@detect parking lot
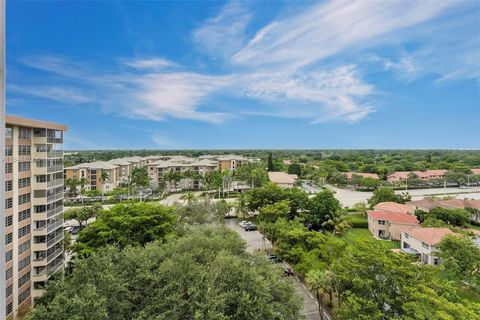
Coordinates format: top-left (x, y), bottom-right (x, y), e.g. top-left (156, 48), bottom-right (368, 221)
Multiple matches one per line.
top-left (225, 219), bottom-right (327, 320)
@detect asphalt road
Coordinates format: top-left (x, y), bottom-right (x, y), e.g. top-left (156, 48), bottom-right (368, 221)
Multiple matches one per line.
top-left (225, 219), bottom-right (328, 320)
top-left (326, 184), bottom-right (480, 207)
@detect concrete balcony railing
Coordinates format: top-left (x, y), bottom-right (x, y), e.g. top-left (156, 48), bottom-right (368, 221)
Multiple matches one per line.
top-left (47, 206), bottom-right (63, 219)
top-left (47, 259), bottom-right (64, 274)
top-left (47, 137), bottom-right (63, 144)
top-left (47, 179), bottom-right (64, 189)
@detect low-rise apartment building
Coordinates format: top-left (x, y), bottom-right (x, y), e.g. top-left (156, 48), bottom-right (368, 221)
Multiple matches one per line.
top-left (367, 210), bottom-right (419, 240)
top-left (107, 158), bottom-right (132, 182)
top-left (217, 155), bottom-right (248, 171)
top-left (4, 115), bottom-right (67, 317)
top-left (387, 170), bottom-right (448, 182)
top-left (401, 227), bottom-right (455, 265)
top-left (65, 161), bottom-right (120, 193)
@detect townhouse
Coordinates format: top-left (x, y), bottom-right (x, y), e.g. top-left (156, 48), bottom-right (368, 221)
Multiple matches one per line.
top-left (373, 202), bottom-right (415, 215)
top-left (4, 115), bottom-right (67, 317)
top-left (401, 228), bottom-right (455, 265)
top-left (367, 210), bottom-right (420, 241)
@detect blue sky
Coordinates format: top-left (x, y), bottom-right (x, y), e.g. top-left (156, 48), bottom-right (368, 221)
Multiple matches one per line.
top-left (6, 0), bottom-right (480, 150)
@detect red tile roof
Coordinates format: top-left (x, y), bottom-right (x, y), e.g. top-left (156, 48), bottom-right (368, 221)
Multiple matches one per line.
top-left (368, 211), bottom-right (419, 225)
top-left (374, 202), bottom-right (415, 214)
top-left (405, 228), bottom-right (455, 246)
top-left (471, 168), bottom-right (480, 175)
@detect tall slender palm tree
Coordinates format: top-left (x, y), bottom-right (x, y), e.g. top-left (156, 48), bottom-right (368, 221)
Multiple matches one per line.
top-left (306, 270), bottom-right (331, 320)
top-left (321, 210), bottom-right (352, 236)
top-left (79, 178), bottom-right (87, 204)
top-left (99, 170), bottom-right (110, 202)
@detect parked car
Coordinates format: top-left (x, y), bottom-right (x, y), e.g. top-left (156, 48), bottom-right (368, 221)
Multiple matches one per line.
top-left (70, 226), bottom-right (82, 235)
top-left (244, 223), bottom-right (257, 231)
top-left (266, 253), bottom-right (282, 263)
top-left (239, 221), bottom-right (249, 228)
top-left (283, 266), bottom-right (294, 277)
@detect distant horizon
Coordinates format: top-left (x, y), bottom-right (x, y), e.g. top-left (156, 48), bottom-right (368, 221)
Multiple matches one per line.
top-left (65, 148), bottom-right (480, 152)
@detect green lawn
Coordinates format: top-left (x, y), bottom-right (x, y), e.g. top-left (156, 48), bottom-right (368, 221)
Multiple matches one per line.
top-left (342, 228), bottom-right (400, 249)
top-left (466, 223), bottom-right (480, 231)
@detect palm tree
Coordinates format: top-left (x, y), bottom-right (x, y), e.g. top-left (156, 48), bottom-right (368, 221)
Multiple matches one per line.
top-left (99, 170), bottom-right (110, 202)
top-left (306, 270), bottom-right (332, 320)
top-left (79, 178), bottom-right (87, 204)
top-left (321, 210), bottom-right (352, 236)
top-left (184, 191), bottom-right (195, 203)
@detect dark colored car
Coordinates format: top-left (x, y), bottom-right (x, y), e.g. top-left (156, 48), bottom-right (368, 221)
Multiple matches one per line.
top-left (244, 223), bottom-right (257, 231)
top-left (70, 226), bottom-right (82, 235)
top-left (267, 254), bottom-right (282, 263)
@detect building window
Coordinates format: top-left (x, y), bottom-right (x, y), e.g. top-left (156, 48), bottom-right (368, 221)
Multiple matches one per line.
top-left (404, 233), bottom-right (409, 239)
top-left (18, 225), bottom-right (31, 238)
top-left (5, 145), bottom-right (12, 156)
top-left (18, 193), bottom-right (31, 205)
top-left (18, 287), bottom-right (31, 304)
top-left (19, 209), bottom-right (31, 222)
top-left (18, 177), bottom-right (31, 188)
top-left (5, 180), bottom-right (12, 191)
top-left (36, 144), bottom-right (48, 153)
top-left (6, 267), bottom-right (12, 280)
top-left (6, 284), bottom-right (12, 298)
top-left (18, 127), bottom-right (31, 139)
top-left (5, 215), bottom-right (13, 227)
top-left (18, 145), bottom-right (31, 155)
top-left (18, 256), bottom-right (31, 272)
top-left (5, 163), bottom-right (12, 174)
top-left (18, 161), bottom-right (31, 172)
top-left (6, 250), bottom-right (12, 262)
top-left (18, 240), bottom-right (31, 255)
top-left (5, 197), bottom-right (12, 209)
top-left (378, 220), bottom-right (386, 225)
top-left (433, 258), bottom-right (440, 266)
top-left (422, 242), bottom-right (429, 249)
top-left (18, 272), bottom-right (31, 288)
top-left (5, 127), bottom-right (12, 139)
top-left (5, 233), bottom-right (12, 245)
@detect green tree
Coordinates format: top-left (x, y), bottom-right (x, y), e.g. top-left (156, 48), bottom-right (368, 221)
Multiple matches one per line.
top-left (258, 200), bottom-right (291, 224)
top-left (368, 187), bottom-right (410, 207)
top-left (99, 170), bottom-right (110, 202)
top-left (131, 167), bottom-right (150, 189)
top-left (64, 204), bottom-right (102, 229)
top-left (306, 270), bottom-right (331, 320)
top-left (287, 163), bottom-right (302, 176)
top-left (267, 152), bottom-right (274, 172)
top-left (321, 210), bottom-right (351, 236)
top-left (437, 234), bottom-right (480, 285)
top-left (305, 190), bottom-right (341, 230)
top-left (30, 226), bottom-right (302, 320)
top-left (73, 202), bottom-right (177, 257)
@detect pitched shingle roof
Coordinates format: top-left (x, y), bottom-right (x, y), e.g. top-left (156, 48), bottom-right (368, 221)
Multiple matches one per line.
top-left (374, 202), bottom-right (414, 214)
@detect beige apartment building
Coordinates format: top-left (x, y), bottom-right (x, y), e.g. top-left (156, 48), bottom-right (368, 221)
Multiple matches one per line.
top-left (4, 115), bottom-right (67, 317)
top-left (367, 210), bottom-right (419, 241)
top-left (217, 155), bottom-right (247, 171)
top-left (65, 161), bottom-right (120, 193)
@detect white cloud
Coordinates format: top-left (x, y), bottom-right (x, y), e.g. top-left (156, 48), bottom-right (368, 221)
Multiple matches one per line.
top-left (233, 1), bottom-right (457, 69)
top-left (9, 84), bottom-right (92, 104)
top-left (151, 134), bottom-right (178, 148)
top-left (124, 58), bottom-right (176, 69)
top-left (192, 0), bottom-right (251, 58)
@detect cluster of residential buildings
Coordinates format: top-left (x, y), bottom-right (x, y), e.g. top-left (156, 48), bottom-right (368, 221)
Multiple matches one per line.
top-left (64, 154), bottom-right (250, 193)
top-left (267, 172), bottom-right (299, 188)
top-left (3, 115), bottom-right (67, 317)
top-left (367, 198), bottom-right (480, 266)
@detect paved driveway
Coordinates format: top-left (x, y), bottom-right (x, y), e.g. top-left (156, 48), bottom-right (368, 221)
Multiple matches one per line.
top-left (224, 219), bottom-right (328, 320)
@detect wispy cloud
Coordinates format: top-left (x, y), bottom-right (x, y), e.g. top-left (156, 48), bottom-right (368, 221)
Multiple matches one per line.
top-left (151, 133), bottom-right (184, 149)
top-left (9, 84), bottom-right (92, 104)
top-left (12, 1), bottom-right (478, 126)
top-left (124, 57), bottom-right (177, 69)
top-left (192, 0), bottom-right (251, 58)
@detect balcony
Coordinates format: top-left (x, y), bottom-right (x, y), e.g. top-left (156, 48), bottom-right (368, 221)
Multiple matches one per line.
top-left (47, 165), bottom-right (63, 173)
top-left (47, 192), bottom-right (63, 204)
top-left (47, 151), bottom-right (64, 158)
top-left (47, 247), bottom-right (63, 264)
top-left (47, 137), bottom-right (63, 144)
top-left (47, 219), bottom-right (63, 233)
top-left (47, 206), bottom-right (63, 219)
top-left (47, 258), bottom-right (64, 274)
top-left (47, 233), bottom-right (63, 248)
top-left (47, 179), bottom-right (64, 189)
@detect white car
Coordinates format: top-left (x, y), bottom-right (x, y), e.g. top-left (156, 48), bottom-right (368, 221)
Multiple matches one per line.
top-left (239, 221), bottom-right (249, 228)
